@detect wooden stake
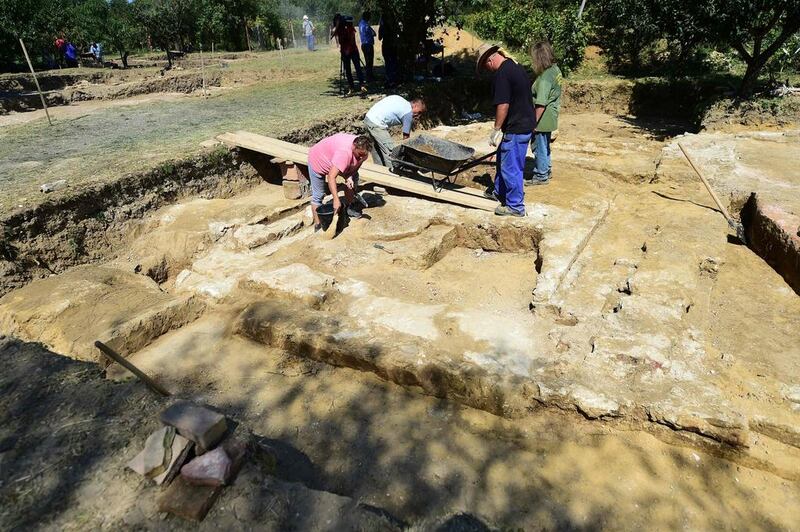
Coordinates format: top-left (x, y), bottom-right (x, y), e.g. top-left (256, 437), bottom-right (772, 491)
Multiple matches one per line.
top-left (95, 340), bottom-right (172, 397)
top-left (19, 38), bottom-right (52, 126)
top-left (578, 0), bottom-right (588, 19)
top-left (200, 43), bottom-right (207, 97)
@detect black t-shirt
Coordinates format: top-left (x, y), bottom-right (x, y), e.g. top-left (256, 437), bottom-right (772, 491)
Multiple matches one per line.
top-left (492, 59), bottom-right (536, 134)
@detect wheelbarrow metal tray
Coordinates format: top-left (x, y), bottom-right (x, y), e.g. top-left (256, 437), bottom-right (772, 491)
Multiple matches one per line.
top-left (398, 134), bottom-right (476, 175)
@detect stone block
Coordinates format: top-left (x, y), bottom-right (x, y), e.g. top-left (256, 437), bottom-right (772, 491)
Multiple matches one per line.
top-left (181, 447), bottom-right (231, 486)
top-left (158, 476), bottom-right (222, 522)
top-left (127, 426), bottom-right (176, 478)
top-left (158, 427), bottom-right (249, 522)
top-left (155, 435), bottom-right (193, 486)
top-left (283, 179), bottom-right (302, 199)
top-left (160, 401), bottom-right (228, 450)
top-left (247, 263), bottom-right (335, 307)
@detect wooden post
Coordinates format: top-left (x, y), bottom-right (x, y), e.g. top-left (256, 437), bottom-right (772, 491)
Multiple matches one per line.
top-left (200, 43), bottom-right (207, 97)
top-left (244, 18), bottom-right (252, 51)
top-left (19, 38), bottom-right (52, 126)
top-left (290, 20), bottom-right (296, 48)
top-left (577, 0), bottom-right (588, 19)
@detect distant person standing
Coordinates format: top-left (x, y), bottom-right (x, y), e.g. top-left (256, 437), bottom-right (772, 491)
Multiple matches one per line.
top-left (64, 42), bottom-right (79, 67)
top-left (476, 43), bottom-right (535, 217)
top-left (302, 15), bottom-right (315, 51)
top-left (335, 16), bottom-right (365, 95)
top-left (54, 36), bottom-right (66, 68)
top-left (528, 41), bottom-right (562, 186)
top-left (379, 12), bottom-right (399, 88)
top-left (364, 95), bottom-right (426, 169)
top-left (358, 11), bottom-right (376, 81)
top-left (90, 42), bottom-right (103, 63)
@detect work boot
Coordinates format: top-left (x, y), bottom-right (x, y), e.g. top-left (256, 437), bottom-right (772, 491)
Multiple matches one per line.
top-left (483, 188), bottom-right (499, 201)
top-left (525, 178), bottom-right (550, 187)
top-left (495, 205), bottom-right (525, 217)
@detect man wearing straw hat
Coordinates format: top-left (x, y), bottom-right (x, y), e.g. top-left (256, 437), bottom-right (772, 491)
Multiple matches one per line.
top-left (302, 16), bottom-right (315, 51)
top-left (476, 43), bottom-right (535, 217)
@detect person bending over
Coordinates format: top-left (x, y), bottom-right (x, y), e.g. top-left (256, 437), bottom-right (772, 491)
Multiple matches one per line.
top-left (307, 133), bottom-right (373, 230)
top-left (364, 95), bottom-right (426, 169)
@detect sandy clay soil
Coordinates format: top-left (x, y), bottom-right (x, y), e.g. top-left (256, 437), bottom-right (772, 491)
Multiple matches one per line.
top-left (1, 111), bottom-right (799, 529)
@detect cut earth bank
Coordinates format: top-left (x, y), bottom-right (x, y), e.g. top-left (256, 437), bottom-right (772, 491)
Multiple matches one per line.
top-left (1, 111), bottom-right (799, 529)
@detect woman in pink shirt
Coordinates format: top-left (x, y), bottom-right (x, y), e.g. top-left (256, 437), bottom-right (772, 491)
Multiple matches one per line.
top-left (307, 133), bottom-right (373, 230)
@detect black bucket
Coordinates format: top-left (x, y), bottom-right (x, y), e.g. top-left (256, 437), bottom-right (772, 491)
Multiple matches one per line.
top-left (316, 202), bottom-right (335, 229)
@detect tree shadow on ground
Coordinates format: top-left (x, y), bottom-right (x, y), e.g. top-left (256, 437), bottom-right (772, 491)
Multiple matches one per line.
top-left (1, 319), bottom-right (792, 530)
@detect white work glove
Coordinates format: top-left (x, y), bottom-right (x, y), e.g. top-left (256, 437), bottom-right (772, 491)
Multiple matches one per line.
top-left (489, 128), bottom-right (503, 147)
top-left (345, 176), bottom-right (355, 190)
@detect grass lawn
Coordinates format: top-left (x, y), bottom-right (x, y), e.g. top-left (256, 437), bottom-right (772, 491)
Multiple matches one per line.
top-left (0, 48), bottom-right (373, 215)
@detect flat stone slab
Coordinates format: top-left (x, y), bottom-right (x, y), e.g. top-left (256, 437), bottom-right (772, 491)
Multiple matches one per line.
top-left (223, 216), bottom-right (305, 250)
top-left (181, 446), bottom-right (231, 486)
top-left (160, 400), bottom-right (228, 450)
top-left (246, 263), bottom-right (336, 307)
top-left (127, 426), bottom-right (176, 478)
top-left (0, 265), bottom-right (204, 361)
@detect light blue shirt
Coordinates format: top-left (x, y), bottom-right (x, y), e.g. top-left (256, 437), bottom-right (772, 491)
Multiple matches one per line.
top-left (365, 95), bottom-right (413, 134)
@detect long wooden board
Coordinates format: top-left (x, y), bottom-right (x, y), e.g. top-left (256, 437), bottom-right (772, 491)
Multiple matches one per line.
top-left (221, 131), bottom-right (490, 197)
top-left (217, 131), bottom-right (497, 211)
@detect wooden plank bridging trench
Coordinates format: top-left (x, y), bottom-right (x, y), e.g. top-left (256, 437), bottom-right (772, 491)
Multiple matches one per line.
top-left (216, 130), bottom-right (497, 211)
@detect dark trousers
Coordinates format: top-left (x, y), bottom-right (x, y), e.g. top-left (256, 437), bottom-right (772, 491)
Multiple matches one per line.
top-left (361, 43), bottom-right (374, 81)
top-left (382, 46), bottom-right (399, 85)
top-left (341, 51), bottom-right (364, 89)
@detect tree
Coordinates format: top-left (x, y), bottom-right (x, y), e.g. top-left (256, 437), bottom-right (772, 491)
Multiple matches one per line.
top-left (467, 0), bottom-right (589, 74)
top-left (707, 0), bottom-right (800, 96)
top-left (107, 0), bottom-right (145, 67)
top-left (135, 0), bottom-right (198, 65)
top-left (592, 0), bottom-right (661, 71)
top-left (367, 0), bottom-right (468, 75)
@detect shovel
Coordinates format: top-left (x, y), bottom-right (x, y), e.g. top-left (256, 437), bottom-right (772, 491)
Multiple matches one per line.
top-left (678, 143), bottom-right (747, 245)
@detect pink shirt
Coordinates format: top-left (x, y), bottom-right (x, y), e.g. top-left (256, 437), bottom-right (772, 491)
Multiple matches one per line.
top-left (308, 133), bottom-right (360, 177)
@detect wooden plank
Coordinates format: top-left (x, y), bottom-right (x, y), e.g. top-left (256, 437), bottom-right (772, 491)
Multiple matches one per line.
top-left (217, 131), bottom-right (497, 211)
top-left (224, 131), bottom-right (491, 200)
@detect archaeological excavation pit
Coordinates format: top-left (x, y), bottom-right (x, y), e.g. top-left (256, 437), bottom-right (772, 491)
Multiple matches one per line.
top-left (2, 112), bottom-right (800, 528)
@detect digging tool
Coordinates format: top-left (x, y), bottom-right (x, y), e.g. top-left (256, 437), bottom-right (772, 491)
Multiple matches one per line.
top-left (94, 340), bottom-right (171, 397)
top-left (19, 38), bottom-right (52, 126)
top-left (677, 143), bottom-right (747, 244)
top-left (373, 243), bottom-right (393, 254)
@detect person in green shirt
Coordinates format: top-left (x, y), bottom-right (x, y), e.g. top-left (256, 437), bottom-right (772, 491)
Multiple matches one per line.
top-left (528, 41), bottom-right (562, 185)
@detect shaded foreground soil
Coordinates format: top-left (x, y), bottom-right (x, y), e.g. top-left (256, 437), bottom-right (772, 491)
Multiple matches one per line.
top-left (2, 336), bottom-right (799, 530)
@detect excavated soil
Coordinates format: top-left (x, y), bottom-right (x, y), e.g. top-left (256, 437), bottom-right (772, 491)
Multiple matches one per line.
top-left (1, 109), bottom-right (799, 528)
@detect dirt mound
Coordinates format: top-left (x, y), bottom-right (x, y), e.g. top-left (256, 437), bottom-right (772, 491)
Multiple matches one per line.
top-left (701, 95), bottom-right (800, 131)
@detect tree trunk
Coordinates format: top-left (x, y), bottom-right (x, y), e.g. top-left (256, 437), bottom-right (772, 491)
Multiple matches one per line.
top-left (244, 17), bottom-right (252, 51)
top-left (738, 57), bottom-right (768, 97)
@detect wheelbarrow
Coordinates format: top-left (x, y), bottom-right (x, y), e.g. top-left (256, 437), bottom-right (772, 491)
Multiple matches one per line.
top-left (390, 134), bottom-right (497, 192)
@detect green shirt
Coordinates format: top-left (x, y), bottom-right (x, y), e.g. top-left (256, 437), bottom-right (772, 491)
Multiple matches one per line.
top-left (532, 65), bottom-right (562, 132)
